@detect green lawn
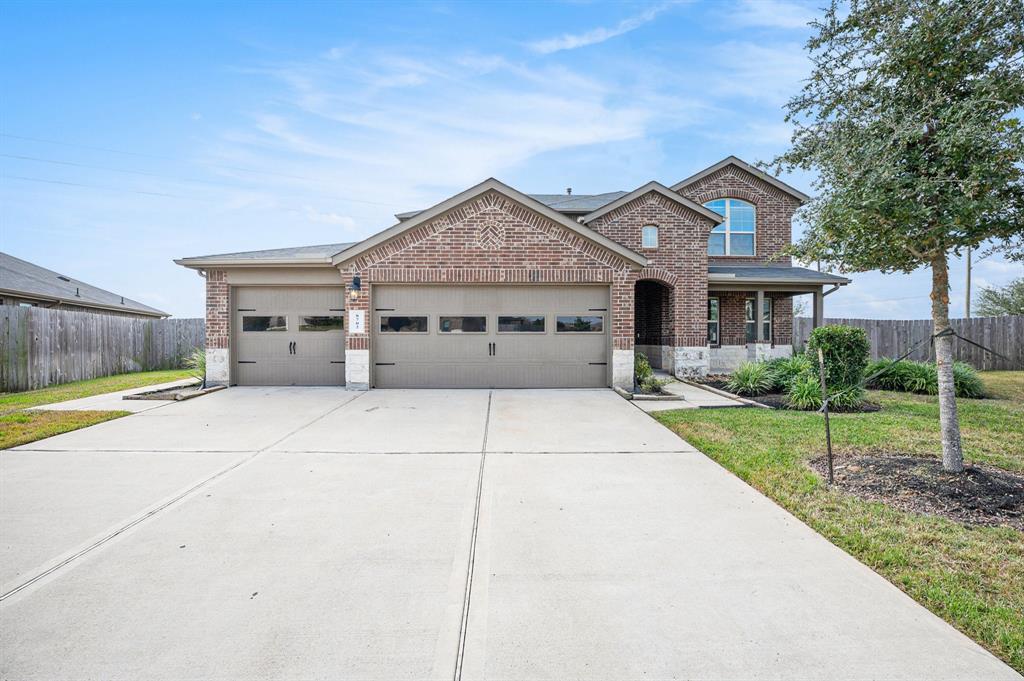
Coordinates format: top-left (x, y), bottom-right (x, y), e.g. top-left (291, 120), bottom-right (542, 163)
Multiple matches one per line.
top-left (0, 369), bottom-right (195, 415)
top-left (0, 369), bottom-right (195, 449)
top-left (654, 371), bottom-right (1024, 673)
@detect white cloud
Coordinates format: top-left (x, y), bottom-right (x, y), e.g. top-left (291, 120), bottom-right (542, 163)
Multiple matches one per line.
top-left (212, 47), bottom-right (706, 224)
top-left (304, 206), bottom-right (357, 230)
top-left (526, 2), bottom-right (680, 55)
top-left (710, 41), bottom-right (810, 103)
top-left (731, 0), bottom-right (817, 30)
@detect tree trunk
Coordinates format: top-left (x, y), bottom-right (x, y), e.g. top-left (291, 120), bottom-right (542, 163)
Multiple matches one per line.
top-left (931, 253), bottom-right (964, 472)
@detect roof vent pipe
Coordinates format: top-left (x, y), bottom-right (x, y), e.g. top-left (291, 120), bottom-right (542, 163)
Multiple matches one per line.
top-left (75, 287), bottom-right (81, 297)
top-left (566, 187), bottom-right (572, 195)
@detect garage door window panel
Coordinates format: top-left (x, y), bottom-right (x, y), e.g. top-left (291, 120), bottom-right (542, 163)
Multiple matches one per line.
top-left (243, 315), bottom-right (287, 332)
top-left (299, 316), bottom-right (344, 331)
top-left (556, 315), bottom-right (604, 333)
top-left (498, 315), bottom-right (546, 333)
top-left (439, 315), bottom-right (487, 334)
top-left (379, 315), bottom-right (429, 333)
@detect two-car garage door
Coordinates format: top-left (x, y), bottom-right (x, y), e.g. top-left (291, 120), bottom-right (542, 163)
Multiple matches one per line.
top-left (372, 285), bottom-right (609, 388)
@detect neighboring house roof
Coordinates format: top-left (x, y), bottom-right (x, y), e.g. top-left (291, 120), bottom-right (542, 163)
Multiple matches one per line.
top-left (672, 155), bottom-right (811, 203)
top-left (335, 178), bottom-right (647, 268)
top-left (175, 242), bottom-right (356, 268)
top-left (580, 181), bottom-right (725, 225)
top-left (708, 265), bottom-right (850, 285)
top-left (394, 191), bottom-right (629, 221)
top-left (0, 251), bottom-right (169, 317)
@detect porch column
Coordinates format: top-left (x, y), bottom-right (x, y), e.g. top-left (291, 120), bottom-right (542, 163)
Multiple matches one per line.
top-left (754, 289), bottom-right (772, 362)
top-left (812, 288), bottom-right (824, 328)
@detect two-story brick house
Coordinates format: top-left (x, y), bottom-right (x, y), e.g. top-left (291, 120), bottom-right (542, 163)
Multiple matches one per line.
top-left (176, 156), bottom-right (849, 390)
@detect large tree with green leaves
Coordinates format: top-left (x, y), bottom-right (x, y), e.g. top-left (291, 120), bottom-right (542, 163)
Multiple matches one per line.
top-left (976, 278), bottom-right (1024, 316)
top-left (772, 0), bottom-right (1024, 472)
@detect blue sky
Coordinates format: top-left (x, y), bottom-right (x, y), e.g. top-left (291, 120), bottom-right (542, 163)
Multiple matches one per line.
top-left (2, 0), bottom-right (1020, 318)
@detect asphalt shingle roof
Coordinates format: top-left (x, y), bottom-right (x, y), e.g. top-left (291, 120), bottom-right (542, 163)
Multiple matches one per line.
top-left (708, 265), bottom-right (850, 284)
top-left (177, 242), bottom-right (357, 263)
top-left (0, 251), bottom-right (169, 317)
top-left (394, 191), bottom-right (628, 221)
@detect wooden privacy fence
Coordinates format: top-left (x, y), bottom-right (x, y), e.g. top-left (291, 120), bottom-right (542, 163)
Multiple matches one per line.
top-left (1, 305), bottom-right (205, 392)
top-left (793, 315), bottom-right (1023, 370)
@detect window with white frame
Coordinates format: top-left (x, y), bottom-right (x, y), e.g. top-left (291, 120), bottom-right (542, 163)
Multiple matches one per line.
top-left (744, 297), bottom-right (772, 343)
top-left (641, 225), bottom-right (659, 249)
top-left (704, 198), bottom-right (755, 256)
top-left (707, 297), bottom-right (719, 345)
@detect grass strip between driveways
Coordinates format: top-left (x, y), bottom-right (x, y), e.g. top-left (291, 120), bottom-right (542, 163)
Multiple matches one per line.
top-left (0, 369), bottom-right (195, 415)
top-left (0, 369), bottom-right (195, 449)
top-left (653, 372), bottom-right (1024, 673)
top-left (0, 410), bottom-right (130, 449)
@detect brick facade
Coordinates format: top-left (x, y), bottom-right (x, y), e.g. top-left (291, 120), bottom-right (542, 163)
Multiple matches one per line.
top-left (346, 190), bottom-right (641, 354)
top-left (677, 165), bottom-right (801, 266)
top-left (205, 269), bottom-right (229, 350)
top-left (587, 191), bottom-right (716, 348)
top-left (709, 290), bottom-right (793, 346)
top-left (198, 161), bottom-right (809, 386)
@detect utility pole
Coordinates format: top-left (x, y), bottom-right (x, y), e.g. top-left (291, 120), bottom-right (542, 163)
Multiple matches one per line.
top-left (965, 247), bottom-right (972, 319)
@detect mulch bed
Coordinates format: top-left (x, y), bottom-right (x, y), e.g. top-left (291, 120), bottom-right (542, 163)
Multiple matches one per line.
top-left (697, 377), bottom-right (880, 412)
top-left (810, 453), bottom-right (1024, 531)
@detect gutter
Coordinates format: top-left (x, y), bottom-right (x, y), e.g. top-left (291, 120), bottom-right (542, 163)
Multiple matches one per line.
top-left (707, 274), bottom-right (851, 286)
top-left (173, 258), bottom-right (335, 268)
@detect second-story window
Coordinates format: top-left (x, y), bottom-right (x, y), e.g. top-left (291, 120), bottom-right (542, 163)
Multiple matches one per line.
top-left (641, 225), bottom-right (659, 249)
top-left (704, 198), bottom-right (755, 256)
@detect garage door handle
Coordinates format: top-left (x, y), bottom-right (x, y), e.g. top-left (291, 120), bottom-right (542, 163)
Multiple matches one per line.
top-left (492, 342), bottom-right (497, 357)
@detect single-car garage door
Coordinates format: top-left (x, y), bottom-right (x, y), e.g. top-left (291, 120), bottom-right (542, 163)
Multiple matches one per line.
top-left (233, 286), bottom-right (345, 386)
top-left (372, 285), bottom-right (609, 388)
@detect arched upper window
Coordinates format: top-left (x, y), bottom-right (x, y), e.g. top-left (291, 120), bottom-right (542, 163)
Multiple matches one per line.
top-left (641, 225), bottom-right (658, 249)
top-left (704, 198), bottom-right (755, 256)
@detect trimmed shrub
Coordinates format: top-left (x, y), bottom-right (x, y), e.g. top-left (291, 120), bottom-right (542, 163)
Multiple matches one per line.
top-left (726, 361), bottom-right (774, 396)
top-left (769, 353), bottom-right (813, 391)
top-left (806, 325), bottom-right (870, 391)
top-left (635, 352), bottom-right (653, 387)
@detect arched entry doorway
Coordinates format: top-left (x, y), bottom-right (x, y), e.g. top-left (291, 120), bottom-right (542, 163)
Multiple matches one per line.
top-left (634, 279), bottom-right (674, 370)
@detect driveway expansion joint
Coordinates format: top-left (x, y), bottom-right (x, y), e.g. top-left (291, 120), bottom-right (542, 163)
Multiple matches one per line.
top-left (1, 391), bottom-right (367, 602)
top-left (453, 390), bottom-right (492, 680)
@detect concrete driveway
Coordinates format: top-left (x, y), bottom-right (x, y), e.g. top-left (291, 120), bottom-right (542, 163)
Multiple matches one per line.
top-left (1, 388), bottom-right (1018, 680)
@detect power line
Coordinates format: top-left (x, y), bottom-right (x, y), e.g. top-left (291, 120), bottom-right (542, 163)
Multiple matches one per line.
top-left (0, 152), bottom-right (401, 208)
top-left (0, 133), bottom-right (403, 208)
top-left (4, 174), bottom-right (190, 199)
top-left (0, 131), bottom-right (319, 180)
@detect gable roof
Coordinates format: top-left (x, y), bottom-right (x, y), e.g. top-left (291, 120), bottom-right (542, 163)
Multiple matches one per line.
top-left (394, 191), bottom-right (629, 221)
top-left (175, 242), bottom-right (356, 268)
top-left (335, 177), bottom-right (647, 268)
top-left (580, 181), bottom-right (725, 225)
top-left (671, 155), bottom-right (811, 203)
top-left (1, 251), bottom-right (169, 317)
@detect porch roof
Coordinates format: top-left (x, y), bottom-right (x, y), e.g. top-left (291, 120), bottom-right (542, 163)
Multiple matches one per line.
top-left (708, 265), bottom-right (850, 287)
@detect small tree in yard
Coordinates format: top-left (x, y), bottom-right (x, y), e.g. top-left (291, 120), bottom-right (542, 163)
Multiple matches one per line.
top-left (976, 278), bottom-right (1024, 316)
top-left (772, 0), bottom-right (1024, 472)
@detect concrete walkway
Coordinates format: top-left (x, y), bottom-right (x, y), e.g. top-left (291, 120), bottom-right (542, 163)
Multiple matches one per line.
top-left (30, 378), bottom-right (199, 413)
top-left (1, 388), bottom-right (1018, 680)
